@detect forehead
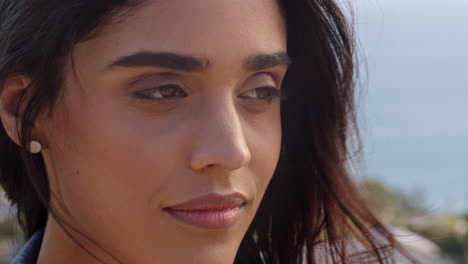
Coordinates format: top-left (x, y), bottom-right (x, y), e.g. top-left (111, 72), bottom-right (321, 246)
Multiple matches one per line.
top-left (75, 0), bottom-right (286, 69)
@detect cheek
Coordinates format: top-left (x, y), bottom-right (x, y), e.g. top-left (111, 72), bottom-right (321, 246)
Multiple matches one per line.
top-left (44, 93), bottom-right (184, 233)
top-left (244, 107), bottom-right (282, 199)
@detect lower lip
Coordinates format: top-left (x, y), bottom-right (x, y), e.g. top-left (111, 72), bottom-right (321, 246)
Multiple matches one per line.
top-left (164, 205), bottom-right (244, 230)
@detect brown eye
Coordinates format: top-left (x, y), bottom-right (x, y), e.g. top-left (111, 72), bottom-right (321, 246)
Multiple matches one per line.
top-left (134, 84), bottom-right (188, 100)
top-left (239, 86), bottom-right (281, 102)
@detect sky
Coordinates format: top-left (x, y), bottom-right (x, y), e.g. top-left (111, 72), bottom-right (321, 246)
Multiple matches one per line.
top-left (352, 0), bottom-right (468, 213)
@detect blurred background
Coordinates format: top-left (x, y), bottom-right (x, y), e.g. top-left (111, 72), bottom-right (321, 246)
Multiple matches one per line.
top-left (355, 0), bottom-right (468, 263)
top-left (1, 0), bottom-right (467, 263)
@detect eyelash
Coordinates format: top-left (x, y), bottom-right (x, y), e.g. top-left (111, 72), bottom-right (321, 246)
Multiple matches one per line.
top-left (133, 84), bottom-right (188, 101)
top-left (238, 86), bottom-right (282, 103)
top-left (133, 85), bottom-right (283, 103)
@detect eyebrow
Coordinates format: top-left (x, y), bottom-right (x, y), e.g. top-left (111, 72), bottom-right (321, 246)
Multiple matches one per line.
top-left (108, 51), bottom-right (210, 72)
top-left (245, 52), bottom-right (292, 72)
top-left (107, 51), bottom-right (291, 72)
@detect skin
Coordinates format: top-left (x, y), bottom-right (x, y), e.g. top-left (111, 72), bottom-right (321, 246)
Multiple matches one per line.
top-left (1, 0), bottom-right (287, 263)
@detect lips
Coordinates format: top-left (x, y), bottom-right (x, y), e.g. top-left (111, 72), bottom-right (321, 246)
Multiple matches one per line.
top-left (163, 193), bottom-right (247, 229)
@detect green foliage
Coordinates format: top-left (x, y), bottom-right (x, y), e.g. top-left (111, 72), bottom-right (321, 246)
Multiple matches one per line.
top-left (359, 178), bottom-right (468, 263)
top-left (438, 235), bottom-right (467, 263)
top-left (0, 219), bottom-right (18, 237)
top-left (359, 178), bottom-right (427, 226)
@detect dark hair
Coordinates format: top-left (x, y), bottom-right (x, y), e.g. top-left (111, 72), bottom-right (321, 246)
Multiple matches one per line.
top-left (0, 0), bottom-right (418, 263)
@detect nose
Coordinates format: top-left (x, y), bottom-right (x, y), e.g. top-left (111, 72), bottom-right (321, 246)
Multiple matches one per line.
top-left (188, 100), bottom-right (251, 171)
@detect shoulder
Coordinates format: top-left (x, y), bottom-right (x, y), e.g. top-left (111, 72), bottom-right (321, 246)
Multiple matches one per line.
top-left (10, 230), bottom-right (43, 264)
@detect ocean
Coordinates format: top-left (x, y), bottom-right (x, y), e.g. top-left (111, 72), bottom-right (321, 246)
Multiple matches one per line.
top-left (354, 0), bottom-right (468, 213)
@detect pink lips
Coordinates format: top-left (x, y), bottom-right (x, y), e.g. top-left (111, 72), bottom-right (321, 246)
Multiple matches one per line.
top-left (163, 193), bottom-right (247, 230)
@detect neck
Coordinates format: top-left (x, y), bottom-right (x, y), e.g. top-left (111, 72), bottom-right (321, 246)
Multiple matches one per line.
top-left (36, 215), bottom-right (111, 264)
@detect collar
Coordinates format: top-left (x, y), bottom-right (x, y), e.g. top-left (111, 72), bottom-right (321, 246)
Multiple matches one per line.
top-left (10, 230), bottom-right (44, 264)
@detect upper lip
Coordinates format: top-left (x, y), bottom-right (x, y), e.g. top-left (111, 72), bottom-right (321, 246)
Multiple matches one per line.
top-left (164, 193), bottom-right (248, 211)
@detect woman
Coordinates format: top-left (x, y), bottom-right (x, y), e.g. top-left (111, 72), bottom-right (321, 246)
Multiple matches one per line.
top-left (0, 0), bottom-right (417, 263)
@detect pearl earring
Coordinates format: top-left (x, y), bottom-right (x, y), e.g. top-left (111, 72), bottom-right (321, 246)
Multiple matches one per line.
top-left (29, 140), bottom-right (42, 154)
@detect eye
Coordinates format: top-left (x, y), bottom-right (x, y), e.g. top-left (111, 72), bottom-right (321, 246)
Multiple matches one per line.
top-left (239, 86), bottom-right (282, 103)
top-left (134, 84), bottom-right (188, 100)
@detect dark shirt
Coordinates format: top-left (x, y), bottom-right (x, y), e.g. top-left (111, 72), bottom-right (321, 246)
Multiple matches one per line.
top-left (10, 230), bottom-right (43, 264)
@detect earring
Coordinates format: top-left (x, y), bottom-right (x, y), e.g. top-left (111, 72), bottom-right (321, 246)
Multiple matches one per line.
top-left (29, 140), bottom-right (42, 154)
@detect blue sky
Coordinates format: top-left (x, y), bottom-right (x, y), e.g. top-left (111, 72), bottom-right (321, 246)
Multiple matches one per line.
top-left (353, 0), bottom-right (468, 213)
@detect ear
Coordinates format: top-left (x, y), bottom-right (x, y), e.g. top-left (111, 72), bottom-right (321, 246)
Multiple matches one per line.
top-left (0, 75), bottom-right (33, 147)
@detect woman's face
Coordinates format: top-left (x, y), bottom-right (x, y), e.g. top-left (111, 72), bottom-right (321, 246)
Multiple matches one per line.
top-left (40, 0), bottom-right (287, 263)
